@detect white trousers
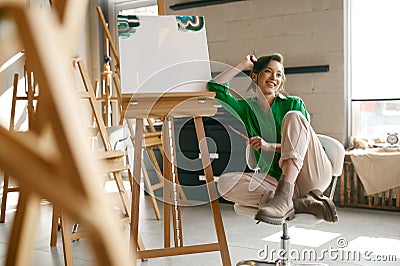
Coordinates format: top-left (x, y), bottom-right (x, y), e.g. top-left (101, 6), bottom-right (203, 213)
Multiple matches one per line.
top-left (217, 111), bottom-right (332, 209)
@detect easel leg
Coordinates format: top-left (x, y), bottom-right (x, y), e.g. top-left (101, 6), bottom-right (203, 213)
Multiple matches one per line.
top-left (130, 118), bottom-right (143, 258)
top-left (50, 206), bottom-right (59, 247)
top-left (146, 118), bottom-right (189, 205)
top-left (6, 190), bottom-right (41, 266)
top-left (127, 119), bottom-right (161, 220)
top-left (162, 118), bottom-right (172, 248)
top-left (112, 171), bottom-right (131, 218)
top-left (0, 173), bottom-right (10, 223)
top-left (1, 74), bottom-right (20, 224)
top-left (194, 117), bottom-right (231, 266)
top-left (141, 160), bottom-right (161, 220)
top-left (166, 117), bottom-right (183, 247)
top-left (60, 213), bottom-right (74, 266)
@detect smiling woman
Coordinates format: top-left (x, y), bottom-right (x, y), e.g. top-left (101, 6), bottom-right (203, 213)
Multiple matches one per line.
top-left (208, 53), bottom-right (338, 225)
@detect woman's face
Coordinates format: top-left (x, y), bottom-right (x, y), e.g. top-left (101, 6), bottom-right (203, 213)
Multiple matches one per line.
top-left (253, 60), bottom-right (284, 96)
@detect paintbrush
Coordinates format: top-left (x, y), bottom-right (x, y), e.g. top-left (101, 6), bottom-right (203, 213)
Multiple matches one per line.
top-left (227, 125), bottom-right (248, 141)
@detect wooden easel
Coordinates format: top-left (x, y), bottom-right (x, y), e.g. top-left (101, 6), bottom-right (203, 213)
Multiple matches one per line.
top-left (96, 5), bottom-right (188, 220)
top-left (0, 1), bottom-right (132, 265)
top-left (1, 74), bottom-right (20, 223)
top-left (0, 74), bottom-right (19, 223)
top-left (95, 7), bottom-right (124, 132)
top-left (126, 116), bottom-right (189, 217)
top-left (123, 93), bottom-right (231, 265)
top-left (113, 1), bottom-right (230, 263)
top-left (49, 59), bottom-right (145, 265)
top-left (96, 8), bottom-right (163, 219)
top-left (1, 56), bottom-right (39, 223)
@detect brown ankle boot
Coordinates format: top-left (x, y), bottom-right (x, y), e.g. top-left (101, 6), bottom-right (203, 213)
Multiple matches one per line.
top-left (293, 189), bottom-right (338, 223)
top-left (254, 178), bottom-right (295, 225)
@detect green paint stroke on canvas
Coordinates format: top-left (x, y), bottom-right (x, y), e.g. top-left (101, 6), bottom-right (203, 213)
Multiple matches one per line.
top-left (118, 15), bottom-right (140, 39)
top-left (176, 16), bottom-right (204, 32)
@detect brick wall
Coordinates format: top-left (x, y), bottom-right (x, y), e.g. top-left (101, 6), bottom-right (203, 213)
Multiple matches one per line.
top-left (164, 0), bottom-right (345, 143)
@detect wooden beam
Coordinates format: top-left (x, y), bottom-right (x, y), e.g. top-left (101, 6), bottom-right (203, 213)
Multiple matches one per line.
top-left (50, 0), bottom-right (67, 22)
top-left (158, 0), bottom-right (166, 15)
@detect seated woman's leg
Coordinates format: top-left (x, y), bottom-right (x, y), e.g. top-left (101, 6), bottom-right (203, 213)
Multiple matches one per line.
top-left (217, 172), bottom-right (277, 209)
top-left (296, 133), bottom-right (332, 195)
top-left (279, 112), bottom-right (337, 222)
top-left (279, 111), bottom-right (332, 195)
top-left (256, 111), bottom-right (335, 224)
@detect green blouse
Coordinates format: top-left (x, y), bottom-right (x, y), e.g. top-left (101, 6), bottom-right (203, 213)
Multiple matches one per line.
top-left (208, 80), bottom-right (309, 180)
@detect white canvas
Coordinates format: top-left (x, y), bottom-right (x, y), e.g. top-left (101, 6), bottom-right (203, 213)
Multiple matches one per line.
top-left (118, 15), bottom-right (211, 94)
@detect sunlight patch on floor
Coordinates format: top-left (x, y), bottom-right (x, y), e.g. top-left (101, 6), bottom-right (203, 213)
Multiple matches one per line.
top-left (262, 226), bottom-right (341, 247)
top-left (345, 236), bottom-right (400, 259)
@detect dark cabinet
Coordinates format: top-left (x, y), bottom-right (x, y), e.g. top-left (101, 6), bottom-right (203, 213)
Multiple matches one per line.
top-left (143, 108), bottom-right (250, 204)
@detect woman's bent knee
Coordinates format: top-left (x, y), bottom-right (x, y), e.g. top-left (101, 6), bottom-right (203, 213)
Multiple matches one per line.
top-left (217, 172), bottom-right (243, 196)
top-left (283, 110), bottom-right (307, 122)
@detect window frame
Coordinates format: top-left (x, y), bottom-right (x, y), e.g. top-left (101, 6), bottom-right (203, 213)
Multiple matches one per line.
top-left (108, 0), bottom-right (158, 53)
top-left (346, 0), bottom-right (400, 143)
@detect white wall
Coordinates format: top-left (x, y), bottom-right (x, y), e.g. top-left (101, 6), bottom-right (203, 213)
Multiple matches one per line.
top-left (164, 0), bottom-right (345, 142)
top-left (0, 1), bottom-right (102, 129)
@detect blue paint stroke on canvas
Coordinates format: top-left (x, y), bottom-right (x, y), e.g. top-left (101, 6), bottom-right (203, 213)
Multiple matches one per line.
top-left (176, 16), bottom-right (204, 32)
top-left (118, 15), bottom-right (140, 39)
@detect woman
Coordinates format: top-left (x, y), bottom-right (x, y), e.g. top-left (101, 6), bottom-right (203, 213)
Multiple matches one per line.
top-left (208, 54), bottom-right (337, 225)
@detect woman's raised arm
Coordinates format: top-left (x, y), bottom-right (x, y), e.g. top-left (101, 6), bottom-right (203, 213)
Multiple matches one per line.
top-left (213, 55), bottom-right (256, 84)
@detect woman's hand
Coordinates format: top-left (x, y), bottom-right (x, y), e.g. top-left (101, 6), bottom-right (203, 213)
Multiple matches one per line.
top-left (248, 136), bottom-right (274, 152)
top-left (240, 55), bottom-right (257, 71)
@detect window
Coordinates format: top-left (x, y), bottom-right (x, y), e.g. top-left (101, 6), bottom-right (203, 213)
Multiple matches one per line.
top-left (109, 0), bottom-right (158, 43)
top-left (119, 4), bottom-right (158, 16)
top-left (348, 0), bottom-right (400, 140)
